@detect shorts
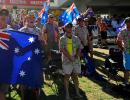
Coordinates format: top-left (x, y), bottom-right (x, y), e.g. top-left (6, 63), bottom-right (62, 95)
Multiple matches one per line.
top-left (100, 31), bottom-right (107, 39)
top-left (62, 60), bottom-right (81, 75)
top-left (123, 52), bottom-right (130, 70)
top-left (0, 84), bottom-right (9, 93)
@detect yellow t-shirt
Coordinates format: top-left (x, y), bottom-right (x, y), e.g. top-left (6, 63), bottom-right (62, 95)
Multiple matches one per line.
top-left (67, 38), bottom-right (73, 56)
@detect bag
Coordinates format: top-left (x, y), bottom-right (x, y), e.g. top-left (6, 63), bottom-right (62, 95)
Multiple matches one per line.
top-left (109, 48), bottom-right (123, 63)
top-left (50, 50), bottom-right (62, 69)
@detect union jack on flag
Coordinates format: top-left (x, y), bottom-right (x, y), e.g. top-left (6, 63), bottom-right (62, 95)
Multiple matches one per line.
top-left (66, 3), bottom-right (75, 15)
top-left (38, 0), bottom-right (50, 18)
top-left (0, 30), bottom-right (44, 88)
top-left (38, 7), bottom-right (45, 18)
top-left (59, 3), bottom-right (80, 25)
top-left (0, 32), bottom-right (10, 50)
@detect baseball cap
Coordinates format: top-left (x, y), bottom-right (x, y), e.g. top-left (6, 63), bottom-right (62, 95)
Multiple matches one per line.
top-left (0, 9), bottom-right (9, 16)
top-left (77, 17), bottom-right (84, 22)
top-left (64, 23), bottom-right (73, 28)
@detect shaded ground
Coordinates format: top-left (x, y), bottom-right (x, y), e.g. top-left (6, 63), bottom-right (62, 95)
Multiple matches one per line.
top-left (8, 48), bottom-right (130, 100)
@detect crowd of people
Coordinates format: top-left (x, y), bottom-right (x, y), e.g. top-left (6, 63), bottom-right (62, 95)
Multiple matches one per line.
top-left (0, 7), bottom-right (130, 100)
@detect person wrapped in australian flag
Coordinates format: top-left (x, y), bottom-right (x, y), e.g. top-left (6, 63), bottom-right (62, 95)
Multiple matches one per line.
top-left (0, 30), bottom-right (44, 88)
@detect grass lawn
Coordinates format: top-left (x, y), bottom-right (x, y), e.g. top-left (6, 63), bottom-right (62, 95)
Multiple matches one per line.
top-left (8, 48), bottom-right (130, 100)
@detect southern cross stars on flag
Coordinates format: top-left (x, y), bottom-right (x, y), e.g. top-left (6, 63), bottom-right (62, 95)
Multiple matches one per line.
top-left (38, 0), bottom-right (50, 25)
top-left (0, 30), bottom-right (44, 88)
top-left (59, 3), bottom-right (80, 25)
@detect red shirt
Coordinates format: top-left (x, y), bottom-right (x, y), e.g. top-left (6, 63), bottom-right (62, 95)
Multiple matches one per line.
top-left (98, 22), bottom-right (107, 32)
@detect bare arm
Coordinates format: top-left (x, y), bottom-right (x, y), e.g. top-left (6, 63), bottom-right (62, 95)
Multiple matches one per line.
top-left (42, 26), bottom-right (48, 45)
top-left (59, 38), bottom-right (73, 62)
top-left (116, 32), bottom-right (124, 51)
top-left (75, 37), bottom-right (83, 58)
top-left (60, 48), bottom-right (73, 62)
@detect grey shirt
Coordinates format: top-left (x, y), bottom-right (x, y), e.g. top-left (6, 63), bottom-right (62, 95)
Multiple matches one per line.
top-left (44, 23), bottom-right (58, 43)
top-left (60, 34), bottom-right (82, 65)
top-left (119, 30), bottom-right (130, 53)
top-left (75, 25), bottom-right (89, 46)
top-left (43, 23), bottom-right (59, 50)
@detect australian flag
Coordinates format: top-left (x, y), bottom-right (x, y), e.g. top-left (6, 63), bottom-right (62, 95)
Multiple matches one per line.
top-left (59, 3), bottom-right (80, 25)
top-left (83, 7), bottom-right (94, 18)
top-left (116, 20), bottom-right (126, 33)
top-left (38, 0), bottom-right (50, 25)
top-left (0, 30), bottom-right (44, 88)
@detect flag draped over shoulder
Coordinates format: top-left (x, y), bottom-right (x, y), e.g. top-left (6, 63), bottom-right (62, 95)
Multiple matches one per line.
top-left (59, 3), bottom-right (80, 25)
top-left (0, 30), bottom-right (44, 88)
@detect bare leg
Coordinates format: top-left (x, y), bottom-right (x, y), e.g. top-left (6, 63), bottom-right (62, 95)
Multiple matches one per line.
top-left (0, 92), bottom-right (6, 100)
top-left (36, 88), bottom-right (40, 100)
top-left (71, 74), bottom-right (81, 97)
top-left (89, 40), bottom-right (93, 58)
top-left (90, 50), bottom-right (93, 58)
top-left (124, 70), bottom-right (129, 84)
top-left (20, 85), bottom-right (24, 100)
top-left (64, 75), bottom-right (71, 100)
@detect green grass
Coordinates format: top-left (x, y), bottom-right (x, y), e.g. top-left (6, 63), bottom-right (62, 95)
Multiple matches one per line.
top-left (9, 48), bottom-right (129, 100)
top-left (42, 48), bottom-right (128, 100)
